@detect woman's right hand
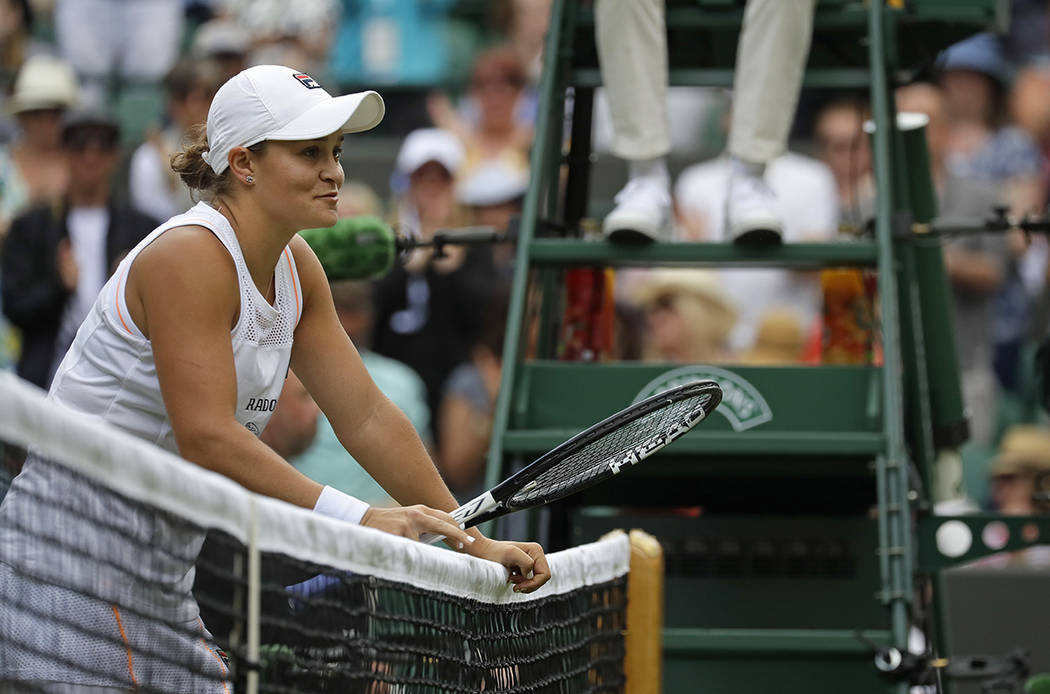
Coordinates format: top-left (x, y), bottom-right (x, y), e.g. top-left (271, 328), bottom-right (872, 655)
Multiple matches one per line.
top-left (361, 505), bottom-right (475, 549)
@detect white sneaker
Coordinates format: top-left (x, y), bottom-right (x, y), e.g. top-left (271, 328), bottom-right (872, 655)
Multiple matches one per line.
top-left (602, 177), bottom-right (673, 243)
top-left (726, 173), bottom-right (783, 245)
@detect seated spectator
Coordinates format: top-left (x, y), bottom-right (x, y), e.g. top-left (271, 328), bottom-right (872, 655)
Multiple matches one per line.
top-left (129, 58), bottom-right (224, 222)
top-left (1, 109), bottom-right (158, 389)
top-left (456, 156), bottom-right (529, 278)
top-left (733, 308), bottom-right (805, 366)
top-left (938, 33), bottom-right (1044, 214)
top-left (292, 280), bottom-right (430, 506)
top-left (372, 128), bottom-right (502, 424)
top-left (978, 425), bottom-right (1050, 567)
top-left (674, 139), bottom-right (837, 353)
top-left (190, 18), bottom-right (251, 81)
top-left (438, 290), bottom-right (508, 499)
top-left (630, 269), bottom-right (736, 364)
top-left (390, 127), bottom-right (469, 239)
top-left (213, 0), bottom-right (338, 78)
top-left (428, 45), bottom-right (532, 184)
top-left (813, 96), bottom-right (874, 232)
top-left (0, 55), bottom-right (78, 237)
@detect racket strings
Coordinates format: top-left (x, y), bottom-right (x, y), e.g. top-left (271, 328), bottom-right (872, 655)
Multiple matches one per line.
top-left (509, 392), bottom-right (713, 507)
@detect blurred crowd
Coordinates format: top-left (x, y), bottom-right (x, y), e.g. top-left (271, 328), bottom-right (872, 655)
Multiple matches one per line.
top-left (2, 0), bottom-right (1050, 531)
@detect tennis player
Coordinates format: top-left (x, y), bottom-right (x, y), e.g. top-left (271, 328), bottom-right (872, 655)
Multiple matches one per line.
top-left (0, 65), bottom-right (549, 692)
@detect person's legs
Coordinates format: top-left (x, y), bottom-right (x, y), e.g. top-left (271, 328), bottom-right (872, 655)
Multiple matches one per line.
top-left (725, 0), bottom-right (817, 244)
top-left (595, 0), bottom-right (673, 242)
top-left (54, 0), bottom-right (118, 107)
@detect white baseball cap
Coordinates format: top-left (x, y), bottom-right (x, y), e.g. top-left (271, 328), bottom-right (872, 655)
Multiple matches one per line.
top-left (395, 128), bottom-right (465, 176)
top-left (202, 65), bottom-right (385, 175)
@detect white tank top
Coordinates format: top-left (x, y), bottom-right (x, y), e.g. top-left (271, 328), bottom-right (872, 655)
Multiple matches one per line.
top-left (0, 201), bottom-right (302, 623)
top-left (52, 200), bottom-right (303, 449)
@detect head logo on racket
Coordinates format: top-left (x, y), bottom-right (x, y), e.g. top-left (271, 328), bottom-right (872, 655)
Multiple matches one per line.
top-left (421, 381), bottom-right (722, 544)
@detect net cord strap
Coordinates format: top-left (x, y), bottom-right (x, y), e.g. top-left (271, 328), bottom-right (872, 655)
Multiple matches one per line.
top-left (0, 373), bottom-right (630, 604)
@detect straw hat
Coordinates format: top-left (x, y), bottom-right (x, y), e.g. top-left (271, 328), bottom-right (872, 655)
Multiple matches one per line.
top-left (7, 55), bottom-right (78, 115)
top-left (990, 425), bottom-right (1050, 477)
top-left (736, 308), bottom-right (804, 365)
top-left (632, 269), bottom-right (736, 338)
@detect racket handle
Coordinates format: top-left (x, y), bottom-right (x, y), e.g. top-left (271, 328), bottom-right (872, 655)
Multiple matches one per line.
top-left (418, 492), bottom-right (500, 545)
top-left (419, 531), bottom-right (446, 545)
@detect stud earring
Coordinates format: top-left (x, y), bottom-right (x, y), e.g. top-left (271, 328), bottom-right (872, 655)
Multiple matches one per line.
top-left (245, 175), bottom-right (254, 184)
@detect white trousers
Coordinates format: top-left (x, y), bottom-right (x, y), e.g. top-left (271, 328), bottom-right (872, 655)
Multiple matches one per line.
top-left (54, 0), bottom-right (184, 83)
top-left (595, 0), bottom-right (817, 163)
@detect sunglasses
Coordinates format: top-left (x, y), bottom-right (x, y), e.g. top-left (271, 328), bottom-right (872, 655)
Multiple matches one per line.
top-left (64, 127), bottom-right (119, 152)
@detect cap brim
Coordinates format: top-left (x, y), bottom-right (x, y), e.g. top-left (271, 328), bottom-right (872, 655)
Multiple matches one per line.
top-left (266, 90), bottom-right (385, 142)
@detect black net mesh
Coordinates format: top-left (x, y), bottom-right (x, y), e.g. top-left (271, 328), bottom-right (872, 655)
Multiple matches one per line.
top-left (510, 391), bottom-right (714, 507)
top-left (0, 377), bottom-right (629, 694)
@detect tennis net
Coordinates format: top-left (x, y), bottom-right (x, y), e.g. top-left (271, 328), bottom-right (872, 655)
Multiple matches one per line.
top-left (0, 372), bottom-right (631, 693)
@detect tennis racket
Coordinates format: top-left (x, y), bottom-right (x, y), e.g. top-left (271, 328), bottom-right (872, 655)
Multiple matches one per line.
top-left (422, 379), bottom-right (722, 544)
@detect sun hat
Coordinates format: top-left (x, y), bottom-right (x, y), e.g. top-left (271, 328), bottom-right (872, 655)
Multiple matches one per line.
top-left (736, 308), bottom-right (804, 365)
top-left (989, 425), bottom-right (1050, 477)
top-left (202, 65), bottom-right (385, 175)
top-left (395, 128), bottom-right (465, 177)
top-left (456, 158), bottom-right (530, 207)
top-left (632, 269), bottom-right (736, 329)
top-left (7, 55), bottom-right (78, 115)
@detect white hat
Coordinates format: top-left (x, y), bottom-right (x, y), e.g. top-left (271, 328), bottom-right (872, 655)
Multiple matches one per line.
top-left (395, 128), bottom-right (464, 176)
top-left (191, 19), bottom-right (250, 58)
top-left (7, 55), bottom-right (78, 115)
top-left (456, 159), bottom-right (530, 206)
top-left (202, 65), bottom-right (385, 175)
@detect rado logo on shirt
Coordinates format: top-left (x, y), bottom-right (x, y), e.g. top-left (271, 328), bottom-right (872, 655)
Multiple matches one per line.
top-left (246, 397), bottom-right (278, 412)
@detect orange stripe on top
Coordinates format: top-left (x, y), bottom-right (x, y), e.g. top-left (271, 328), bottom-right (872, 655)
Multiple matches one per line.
top-left (111, 605), bottom-right (138, 687)
top-left (284, 248), bottom-right (300, 320)
top-left (114, 272), bottom-right (134, 336)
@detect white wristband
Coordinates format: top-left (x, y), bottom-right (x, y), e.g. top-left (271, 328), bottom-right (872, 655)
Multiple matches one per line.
top-left (313, 485), bottom-right (370, 525)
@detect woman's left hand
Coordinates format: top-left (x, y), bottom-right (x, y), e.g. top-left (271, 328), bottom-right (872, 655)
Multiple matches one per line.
top-left (464, 536), bottom-right (551, 593)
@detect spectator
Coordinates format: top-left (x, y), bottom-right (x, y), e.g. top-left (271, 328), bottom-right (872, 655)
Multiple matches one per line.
top-left (190, 17), bottom-right (251, 81)
top-left (372, 130), bottom-right (502, 425)
top-left (456, 156), bottom-right (529, 278)
top-left (979, 425), bottom-right (1050, 567)
top-left (129, 58), bottom-right (224, 222)
top-left (733, 308), bottom-right (805, 366)
top-left (428, 45), bottom-right (532, 186)
top-left (813, 96), bottom-right (874, 232)
top-left (213, 0), bottom-right (339, 78)
top-left (674, 118), bottom-right (838, 353)
top-left (0, 0), bottom-right (52, 143)
top-left (293, 280), bottom-right (430, 506)
top-left (938, 33), bottom-right (1044, 215)
top-left (53, 0), bottom-right (184, 122)
top-left (897, 83), bottom-right (1007, 446)
top-left (0, 55), bottom-right (78, 238)
top-left (390, 127), bottom-right (469, 239)
top-left (630, 269), bottom-right (736, 364)
top-left (1, 109), bottom-right (158, 389)
top-left (438, 290), bottom-right (508, 499)
top-left (261, 370), bottom-right (321, 459)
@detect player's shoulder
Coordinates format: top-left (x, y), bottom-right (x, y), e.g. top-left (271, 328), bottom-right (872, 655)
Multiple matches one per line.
top-left (134, 224), bottom-right (236, 284)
